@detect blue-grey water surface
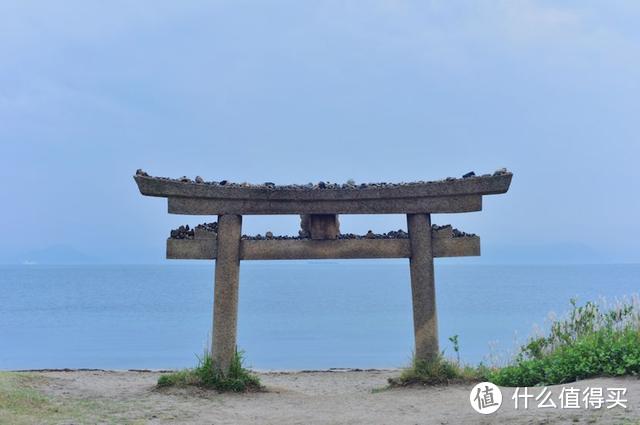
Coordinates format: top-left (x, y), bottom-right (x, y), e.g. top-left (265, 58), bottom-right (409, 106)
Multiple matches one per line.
top-left (1, 263), bottom-right (638, 370)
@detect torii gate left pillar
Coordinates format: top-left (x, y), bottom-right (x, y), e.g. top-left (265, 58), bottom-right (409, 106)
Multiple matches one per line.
top-left (211, 214), bottom-right (242, 373)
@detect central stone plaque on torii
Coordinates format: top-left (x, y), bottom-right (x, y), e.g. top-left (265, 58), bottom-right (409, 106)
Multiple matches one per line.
top-left (134, 169), bottom-right (512, 374)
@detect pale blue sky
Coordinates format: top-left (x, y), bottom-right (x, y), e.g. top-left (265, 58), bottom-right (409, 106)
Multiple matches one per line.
top-left (1, 1), bottom-right (639, 264)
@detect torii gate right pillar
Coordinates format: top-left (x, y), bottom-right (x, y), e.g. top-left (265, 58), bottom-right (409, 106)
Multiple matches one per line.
top-left (407, 213), bottom-right (439, 363)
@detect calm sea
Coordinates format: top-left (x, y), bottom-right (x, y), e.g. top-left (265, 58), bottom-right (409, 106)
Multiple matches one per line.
top-left (1, 263), bottom-right (638, 371)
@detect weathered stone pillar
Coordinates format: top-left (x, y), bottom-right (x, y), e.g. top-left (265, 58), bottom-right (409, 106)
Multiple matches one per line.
top-left (211, 214), bottom-right (242, 374)
top-left (406, 213), bottom-right (439, 362)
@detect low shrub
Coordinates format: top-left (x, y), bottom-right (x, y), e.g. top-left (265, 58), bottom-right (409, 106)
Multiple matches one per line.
top-left (490, 298), bottom-right (640, 387)
top-left (390, 297), bottom-right (640, 388)
top-left (157, 351), bottom-right (262, 392)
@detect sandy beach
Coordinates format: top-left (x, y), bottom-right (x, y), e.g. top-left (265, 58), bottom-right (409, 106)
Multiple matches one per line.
top-left (2, 369), bottom-right (638, 424)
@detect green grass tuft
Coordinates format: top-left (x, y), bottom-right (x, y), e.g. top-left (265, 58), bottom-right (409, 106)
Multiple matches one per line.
top-left (157, 351), bottom-right (262, 392)
top-left (388, 355), bottom-right (490, 387)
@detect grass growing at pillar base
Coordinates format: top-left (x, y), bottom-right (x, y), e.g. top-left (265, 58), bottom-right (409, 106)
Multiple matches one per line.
top-left (157, 351), bottom-right (262, 392)
top-left (388, 356), bottom-right (489, 387)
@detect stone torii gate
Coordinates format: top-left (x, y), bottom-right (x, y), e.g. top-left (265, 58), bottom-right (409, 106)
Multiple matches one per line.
top-left (134, 169), bottom-right (512, 374)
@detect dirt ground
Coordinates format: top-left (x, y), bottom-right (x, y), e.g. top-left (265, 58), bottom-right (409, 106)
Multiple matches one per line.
top-left (5, 369), bottom-right (640, 424)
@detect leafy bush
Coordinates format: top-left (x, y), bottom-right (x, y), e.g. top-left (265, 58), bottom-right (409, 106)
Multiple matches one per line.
top-left (157, 351), bottom-right (262, 392)
top-left (490, 298), bottom-right (640, 387)
top-left (391, 297), bottom-right (640, 388)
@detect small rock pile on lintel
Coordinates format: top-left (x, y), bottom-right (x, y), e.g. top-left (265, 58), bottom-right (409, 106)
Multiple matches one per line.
top-left (196, 222), bottom-right (218, 233)
top-left (241, 233), bottom-right (300, 240)
top-left (452, 228), bottom-right (476, 238)
top-left (170, 222), bottom-right (218, 239)
top-left (170, 225), bottom-right (195, 239)
top-left (338, 229), bottom-right (409, 239)
top-left (432, 224), bottom-right (477, 238)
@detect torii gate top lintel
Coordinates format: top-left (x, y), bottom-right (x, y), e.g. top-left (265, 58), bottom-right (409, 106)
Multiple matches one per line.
top-left (134, 169), bottom-right (512, 373)
top-left (134, 169), bottom-right (511, 215)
